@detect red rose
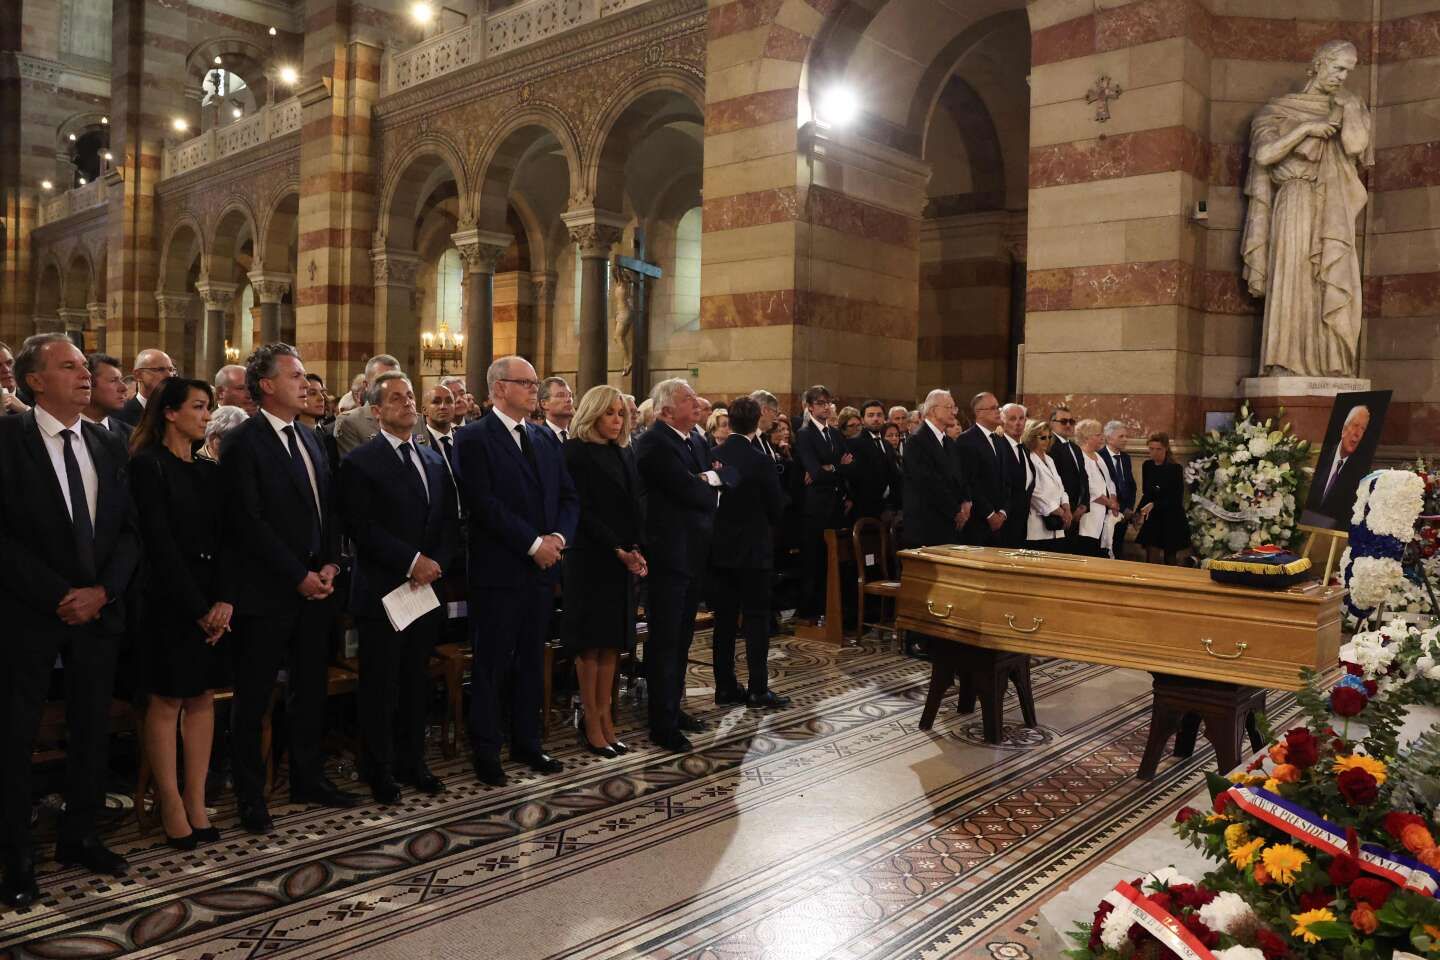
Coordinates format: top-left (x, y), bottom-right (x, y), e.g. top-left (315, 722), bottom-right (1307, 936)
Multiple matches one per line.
top-left (1181, 913), bottom-right (1219, 949)
top-left (1299, 889), bottom-right (1334, 911)
top-left (1214, 793), bottom-right (1233, 815)
top-left (1089, 900), bottom-right (1113, 951)
top-left (1284, 728), bottom-right (1320, 769)
top-left (1327, 853), bottom-right (1362, 885)
top-left (1170, 884), bottom-right (1217, 910)
top-left (1255, 927), bottom-right (1290, 959)
top-left (1175, 806), bottom-right (1200, 824)
top-left (1349, 877), bottom-right (1395, 908)
top-left (1384, 812), bottom-right (1428, 842)
top-left (1344, 661), bottom-right (1364, 676)
top-left (1337, 767), bottom-right (1379, 806)
top-left (1148, 891), bottom-right (1174, 915)
top-left (1331, 686), bottom-right (1368, 717)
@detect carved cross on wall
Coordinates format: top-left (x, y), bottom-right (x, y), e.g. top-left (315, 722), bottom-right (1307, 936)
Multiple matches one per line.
top-left (1085, 75), bottom-right (1122, 122)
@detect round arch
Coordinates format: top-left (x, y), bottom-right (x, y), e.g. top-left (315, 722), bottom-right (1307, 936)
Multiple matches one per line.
top-left (63, 247), bottom-right (95, 309)
top-left (185, 36), bottom-right (274, 108)
top-left (470, 107), bottom-right (582, 235)
top-left (378, 136), bottom-right (471, 251)
top-left (209, 198), bottom-right (259, 281)
top-left (258, 184), bottom-right (300, 270)
top-left (159, 217), bottom-right (206, 293)
top-left (582, 72), bottom-right (704, 213)
top-left (35, 257), bottom-right (63, 321)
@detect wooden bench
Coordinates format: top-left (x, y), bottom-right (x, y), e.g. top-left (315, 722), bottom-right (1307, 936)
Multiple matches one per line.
top-left (794, 528), bottom-right (854, 645)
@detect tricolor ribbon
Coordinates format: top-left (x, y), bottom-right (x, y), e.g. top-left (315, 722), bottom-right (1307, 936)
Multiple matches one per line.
top-left (1102, 882), bottom-right (1216, 960)
top-left (1225, 786), bottom-right (1440, 897)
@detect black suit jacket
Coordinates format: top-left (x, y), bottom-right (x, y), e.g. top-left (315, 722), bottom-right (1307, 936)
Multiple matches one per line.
top-left (219, 412), bottom-right (342, 616)
top-left (113, 394), bottom-right (144, 426)
top-left (633, 422), bottom-right (734, 576)
top-left (339, 434), bottom-right (460, 621)
top-left (901, 424), bottom-right (970, 549)
top-left (1050, 437), bottom-right (1089, 519)
top-left (0, 411), bottom-right (141, 638)
top-left (1099, 446), bottom-right (1137, 511)
top-left (1313, 447), bottom-right (1368, 524)
top-left (997, 434), bottom-right (1033, 547)
top-left (845, 429), bottom-right (899, 520)
top-left (956, 424), bottom-right (1009, 544)
top-left (102, 416), bottom-right (133, 445)
top-left (794, 420), bottom-right (847, 518)
top-left (711, 434), bottom-right (789, 570)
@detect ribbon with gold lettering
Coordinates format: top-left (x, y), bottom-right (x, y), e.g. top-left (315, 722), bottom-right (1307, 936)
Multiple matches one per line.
top-left (1101, 882), bottom-right (1217, 960)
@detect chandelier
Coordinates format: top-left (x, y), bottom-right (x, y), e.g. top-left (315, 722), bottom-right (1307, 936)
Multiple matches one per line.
top-left (224, 340), bottom-right (240, 363)
top-left (422, 320), bottom-right (464, 375)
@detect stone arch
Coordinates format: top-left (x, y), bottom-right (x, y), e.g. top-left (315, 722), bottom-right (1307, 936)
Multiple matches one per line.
top-left (185, 36), bottom-right (274, 108)
top-left (63, 246), bottom-right (94, 310)
top-left (258, 184), bottom-right (300, 270)
top-left (208, 198), bottom-right (259, 281)
top-left (583, 73), bottom-right (704, 214)
top-left (159, 217), bottom-right (206, 293)
top-left (471, 107), bottom-right (581, 234)
top-left (379, 136), bottom-right (470, 250)
top-left (34, 255), bottom-right (63, 323)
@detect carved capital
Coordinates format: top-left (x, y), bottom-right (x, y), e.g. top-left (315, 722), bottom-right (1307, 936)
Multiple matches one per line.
top-left (86, 301), bottom-right (106, 326)
top-left (154, 292), bottom-right (193, 320)
top-left (561, 207), bottom-right (626, 259)
top-left (370, 248), bottom-right (419, 286)
top-left (194, 278), bottom-right (238, 310)
top-left (247, 271), bottom-right (292, 304)
top-left (530, 270), bottom-right (559, 305)
top-left (451, 228), bottom-right (511, 275)
top-left (57, 307), bottom-right (89, 332)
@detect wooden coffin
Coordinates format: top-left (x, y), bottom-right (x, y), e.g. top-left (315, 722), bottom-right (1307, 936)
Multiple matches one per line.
top-left (895, 546), bottom-right (1343, 691)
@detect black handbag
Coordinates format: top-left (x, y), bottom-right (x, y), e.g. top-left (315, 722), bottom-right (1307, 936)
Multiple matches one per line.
top-left (1042, 514), bottom-right (1066, 531)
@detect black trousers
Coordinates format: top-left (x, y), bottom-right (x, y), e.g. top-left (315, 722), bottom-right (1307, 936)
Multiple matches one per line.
top-left (709, 566), bottom-right (773, 696)
top-left (646, 571), bottom-right (701, 735)
top-left (469, 584), bottom-right (551, 758)
top-left (358, 613), bottom-right (438, 777)
top-left (230, 599), bottom-right (335, 807)
top-left (2, 626), bottom-right (118, 860)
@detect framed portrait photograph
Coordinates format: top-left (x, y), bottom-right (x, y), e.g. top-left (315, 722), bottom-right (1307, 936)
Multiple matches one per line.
top-left (1298, 389), bottom-right (1392, 529)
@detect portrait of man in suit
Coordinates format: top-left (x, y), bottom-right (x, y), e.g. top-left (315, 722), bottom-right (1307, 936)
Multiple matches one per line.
top-left (1300, 389), bottom-right (1390, 530)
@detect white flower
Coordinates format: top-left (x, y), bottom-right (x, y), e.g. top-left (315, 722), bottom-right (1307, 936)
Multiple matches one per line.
top-left (1099, 903), bottom-right (1132, 950)
top-left (1142, 867), bottom-right (1195, 890)
top-left (1248, 436), bottom-right (1272, 458)
top-left (1353, 470), bottom-right (1424, 539)
top-left (1231, 447), bottom-right (1252, 463)
top-left (1227, 530), bottom-right (1250, 552)
top-left (1214, 948), bottom-right (1267, 960)
top-left (1199, 891), bottom-right (1256, 935)
top-left (1347, 557), bottom-right (1409, 611)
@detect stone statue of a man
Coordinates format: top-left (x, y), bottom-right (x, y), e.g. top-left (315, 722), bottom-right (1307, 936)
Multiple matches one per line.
top-left (1241, 39), bottom-right (1373, 378)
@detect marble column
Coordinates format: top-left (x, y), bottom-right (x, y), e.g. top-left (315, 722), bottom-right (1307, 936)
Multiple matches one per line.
top-left (87, 301), bottom-right (107, 353)
top-left (561, 208), bottom-right (624, 393)
top-left (248, 271), bottom-right (292, 344)
top-left (530, 271), bottom-right (558, 374)
top-left (154, 292), bottom-right (194, 375)
top-left (371, 246), bottom-right (419, 368)
top-left (194, 279), bottom-right (237, 379)
top-left (451, 227), bottom-right (511, 391)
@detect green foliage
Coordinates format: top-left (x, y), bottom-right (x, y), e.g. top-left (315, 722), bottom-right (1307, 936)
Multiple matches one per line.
top-left (1389, 720), bottom-right (1440, 816)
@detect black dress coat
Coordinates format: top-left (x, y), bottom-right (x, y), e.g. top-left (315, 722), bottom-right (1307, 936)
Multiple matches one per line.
top-left (1136, 459), bottom-right (1192, 551)
top-left (845, 429), bottom-right (900, 520)
top-left (711, 434), bottom-right (789, 570)
top-left (900, 424), bottom-right (970, 549)
top-left (956, 424), bottom-right (1009, 545)
top-left (130, 445), bottom-right (232, 698)
top-left (561, 438), bottom-right (644, 654)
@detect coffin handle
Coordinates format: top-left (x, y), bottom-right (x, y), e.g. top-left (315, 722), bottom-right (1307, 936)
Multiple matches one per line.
top-left (1202, 637), bottom-right (1248, 660)
top-left (1004, 613), bottom-right (1044, 634)
top-left (926, 600), bottom-right (953, 619)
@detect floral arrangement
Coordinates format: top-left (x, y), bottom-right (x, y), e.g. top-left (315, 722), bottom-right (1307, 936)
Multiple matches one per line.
top-left (1341, 618), bottom-right (1440, 712)
top-left (1186, 405), bottom-right (1311, 561)
top-left (1342, 471), bottom-right (1434, 623)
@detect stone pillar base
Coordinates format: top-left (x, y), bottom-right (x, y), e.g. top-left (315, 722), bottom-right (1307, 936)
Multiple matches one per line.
top-left (1240, 376), bottom-right (1371, 444)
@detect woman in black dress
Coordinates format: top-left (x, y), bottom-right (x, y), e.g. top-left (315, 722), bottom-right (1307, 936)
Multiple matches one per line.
top-left (562, 384), bottom-right (646, 758)
top-left (1136, 431), bottom-right (1192, 565)
top-left (130, 377), bottom-right (232, 848)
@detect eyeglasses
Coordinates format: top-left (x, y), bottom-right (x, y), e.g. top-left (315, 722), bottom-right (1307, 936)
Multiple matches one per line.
top-left (1052, 417), bottom-right (1076, 426)
top-left (138, 365), bottom-right (177, 375)
top-left (500, 378), bottom-right (540, 389)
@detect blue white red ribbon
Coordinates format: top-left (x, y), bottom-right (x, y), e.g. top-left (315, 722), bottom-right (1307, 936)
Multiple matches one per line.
top-left (1225, 786), bottom-right (1440, 897)
top-left (1101, 882), bottom-right (1217, 960)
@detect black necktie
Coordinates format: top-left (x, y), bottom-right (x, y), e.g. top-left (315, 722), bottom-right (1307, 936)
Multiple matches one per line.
top-left (874, 432), bottom-right (884, 455)
top-left (60, 429), bottom-right (96, 577)
top-left (439, 434), bottom-right (454, 471)
top-left (283, 424), bottom-right (322, 555)
top-left (686, 432), bottom-right (705, 471)
top-left (398, 441), bottom-right (429, 504)
top-left (1325, 457), bottom-right (1347, 500)
top-left (559, 428), bottom-right (568, 443)
top-left (516, 423), bottom-right (538, 474)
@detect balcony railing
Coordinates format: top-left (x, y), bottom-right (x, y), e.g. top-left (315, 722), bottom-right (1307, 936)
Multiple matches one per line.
top-left (388, 0), bottom-right (652, 94)
top-left (37, 177), bottom-right (106, 227)
top-left (161, 96), bottom-right (303, 180)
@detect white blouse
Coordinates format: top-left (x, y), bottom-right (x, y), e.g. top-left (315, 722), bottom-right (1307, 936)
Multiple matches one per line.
top-left (1080, 451), bottom-right (1119, 553)
top-left (1027, 451), bottom-right (1069, 541)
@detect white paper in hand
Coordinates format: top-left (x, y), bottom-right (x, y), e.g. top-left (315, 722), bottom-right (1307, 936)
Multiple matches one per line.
top-left (382, 581), bottom-right (440, 632)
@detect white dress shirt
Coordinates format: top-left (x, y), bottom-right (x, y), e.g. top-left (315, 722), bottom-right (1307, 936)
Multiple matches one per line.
top-left (260, 407), bottom-right (321, 518)
top-left (545, 420), bottom-right (569, 445)
top-left (1080, 451), bottom-right (1119, 554)
top-left (80, 412), bottom-right (112, 432)
top-left (34, 403), bottom-right (98, 527)
top-left (924, 418), bottom-right (947, 446)
top-left (490, 407), bottom-right (563, 556)
top-left (1027, 452), bottom-right (1068, 541)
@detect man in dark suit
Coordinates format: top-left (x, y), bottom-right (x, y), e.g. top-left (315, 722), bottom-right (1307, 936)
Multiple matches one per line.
top-left (955, 392), bottom-right (1010, 546)
top-left (633, 377), bottom-right (736, 751)
top-left (901, 389), bottom-right (972, 549)
top-left (846, 400), bottom-right (900, 521)
top-left (1, 341), bottom-right (31, 415)
top-left (113, 347), bottom-right (175, 426)
top-left (1098, 421), bottom-right (1137, 553)
top-left (220, 343), bottom-right (359, 835)
top-left (1048, 404), bottom-right (1089, 550)
top-left (1310, 404), bottom-right (1373, 525)
top-left (339, 372), bottom-right (458, 804)
top-left (793, 385), bottom-right (851, 620)
top-left (997, 403), bottom-right (1033, 547)
top-left (453, 356), bottom-right (578, 785)
top-left (748, 389), bottom-right (784, 466)
top-left (710, 397), bottom-right (790, 709)
top-left (0, 334), bottom-right (141, 906)
top-left (81, 353), bottom-right (134, 443)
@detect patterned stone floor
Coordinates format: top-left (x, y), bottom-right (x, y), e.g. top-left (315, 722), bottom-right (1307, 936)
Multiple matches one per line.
top-left (0, 631), bottom-right (1295, 959)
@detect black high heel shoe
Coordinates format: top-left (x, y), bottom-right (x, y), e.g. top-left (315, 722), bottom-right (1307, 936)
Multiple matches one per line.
top-left (190, 825), bottom-right (221, 844)
top-left (164, 830), bottom-right (199, 852)
top-left (577, 726), bottom-right (618, 758)
top-left (608, 740), bottom-right (629, 755)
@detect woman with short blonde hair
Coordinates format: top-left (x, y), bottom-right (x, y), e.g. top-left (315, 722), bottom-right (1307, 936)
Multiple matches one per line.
top-left (1022, 418), bottom-right (1070, 549)
top-left (571, 383), bottom-right (633, 447)
top-left (705, 406), bottom-right (731, 448)
top-left (1075, 418), bottom-right (1121, 556)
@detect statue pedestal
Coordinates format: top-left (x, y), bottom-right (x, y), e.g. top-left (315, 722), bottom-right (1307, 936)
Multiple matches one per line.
top-left (1240, 376), bottom-right (1370, 443)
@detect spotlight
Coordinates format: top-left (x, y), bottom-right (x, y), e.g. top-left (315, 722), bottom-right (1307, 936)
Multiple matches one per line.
top-left (278, 65), bottom-right (299, 86)
top-left (100, 115), bottom-right (108, 124)
top-left (103, 151), bottom-right (113, 161)
top-left (268, 26), bottom-right (277, 36)
top-left (78, 177), bottom-right (86, 185)
top-left (817, 86), bottom-right (860, 128)
top-left (172, 117), bottom-right (189, 133)
top-left (232, 107), bottom-right (243, 118)
top-left (41, 180), bottom-right (53, 190)
top-left (214, 55), bottom-right (223, 65)
top-left (410, 1), bottom-right (434, 25)
top-left (68, 132), bottom-right (77, 141)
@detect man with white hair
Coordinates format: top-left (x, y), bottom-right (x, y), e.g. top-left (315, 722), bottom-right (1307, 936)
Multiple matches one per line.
top-left (902, 390), bottom-right (971, 549)
top-left (1310, 403), bottom-right (1373, 524)
top-left (997, 402), bottom-right (1031, 547)
top-left (335, 354), bottom-right (400, 456)
top-left (1098, 420), bottom-right (1136, 552)
top-left (213, 364), bottom-right (256, 416)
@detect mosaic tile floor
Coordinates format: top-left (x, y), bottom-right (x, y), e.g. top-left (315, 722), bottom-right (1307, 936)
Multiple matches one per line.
top-left (0, 632), bottom-right (1295, 959)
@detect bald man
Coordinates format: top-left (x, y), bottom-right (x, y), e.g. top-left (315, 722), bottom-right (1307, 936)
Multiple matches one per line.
top-left (113, 348), bottom-right (176, 426)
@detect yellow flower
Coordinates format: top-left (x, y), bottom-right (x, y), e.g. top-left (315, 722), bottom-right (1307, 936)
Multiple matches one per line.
top-left (1230, 837), bottom-right (1265, 869)
top-left (1292, 907), bottom-right (1336, 944)
top-left (1261, 843), bottom-right (1309, 885)
top-left (1207, 813), bottom-right (1232, 824)
top-left (1332, 754), bottom-right (1388, 785)
top-left (1224, 823), bottom-right (1251, 852)
top-left (1264, 777), bottom-right (1282, 793)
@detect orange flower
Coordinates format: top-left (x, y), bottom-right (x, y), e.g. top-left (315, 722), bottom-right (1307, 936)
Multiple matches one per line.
top-left (1254, 862), bottom-right (1272, 884)
top-left (1351, 903), bottom-right (1378, 935)
top-left (1269, 743), bottom-right (1289, 764)
top-left (1272, 763), bottom-right (1301, 783)
top-left (1420, 847), bottom-right (1440, 871)
top-left (1402, 823), bottom-right (1437, 854)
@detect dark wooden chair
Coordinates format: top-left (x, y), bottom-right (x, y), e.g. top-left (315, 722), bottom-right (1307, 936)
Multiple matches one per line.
top-left (794, 528), bottom-right (855, 646)
top-left (852, 518), bottom-right (900, 643)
